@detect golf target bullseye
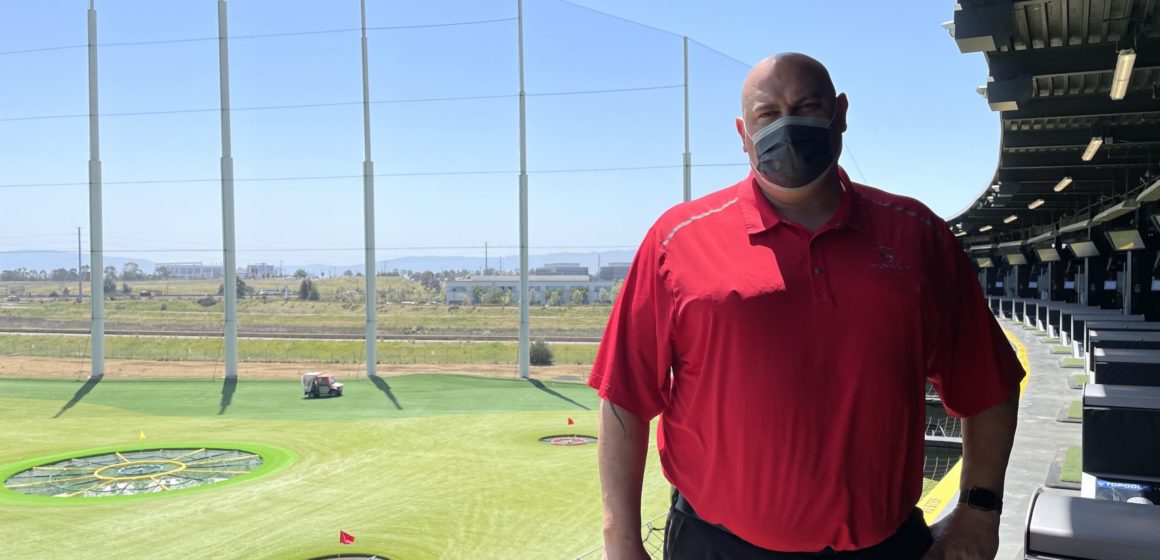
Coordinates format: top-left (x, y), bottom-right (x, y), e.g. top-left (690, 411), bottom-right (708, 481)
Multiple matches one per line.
top-left (3, 448), bottom-right (263, 498)
top-left (538, 435), bottom-right (597, 446)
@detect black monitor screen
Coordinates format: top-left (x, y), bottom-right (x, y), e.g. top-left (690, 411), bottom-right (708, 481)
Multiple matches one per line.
top-left (1036, 248), bottom-right (1061, 262)
top-left (1106, 229), bottom-right (1145, 251)
top-left (1070, 241), bottom-right (1100, 258)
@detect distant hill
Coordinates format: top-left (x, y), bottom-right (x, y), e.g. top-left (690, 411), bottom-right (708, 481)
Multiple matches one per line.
top-left (0, 251), bottom-right (156, 273)
top-left (0, 250), bottom-right (635, 277)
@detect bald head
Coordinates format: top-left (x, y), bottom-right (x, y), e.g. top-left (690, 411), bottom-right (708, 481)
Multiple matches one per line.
top-left (741, 53), bottom-right (836, 121)
top-left (734, 52), bottom-right (848, 192)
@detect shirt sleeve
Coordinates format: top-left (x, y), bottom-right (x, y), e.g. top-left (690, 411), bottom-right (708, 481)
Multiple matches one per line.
top-left (927, 223), bottom-right (1026, 418)
top-left (587, 226), bottom-right (675, 421)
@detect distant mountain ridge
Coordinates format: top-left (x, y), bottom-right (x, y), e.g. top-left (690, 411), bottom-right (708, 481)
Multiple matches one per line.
top-left (0, 250), bottom-right (635, 276)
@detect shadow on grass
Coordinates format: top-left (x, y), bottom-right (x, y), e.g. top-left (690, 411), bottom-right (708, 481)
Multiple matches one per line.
top-left (53, 376), bottom-right (101, 418)
top-left (527, 378), bottom-right (590, 410)
top-left (219, 377), bottom-right (237, 415)
top-left (369, 375), bottom-right (403, 410)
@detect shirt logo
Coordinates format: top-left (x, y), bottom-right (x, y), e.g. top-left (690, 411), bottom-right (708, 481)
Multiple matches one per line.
top-left (872, 246), bottom-right (911, 270)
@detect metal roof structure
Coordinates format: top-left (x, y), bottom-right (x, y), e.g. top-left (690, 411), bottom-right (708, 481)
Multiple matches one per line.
top-left (946, 0), bottom-right (1160, 245)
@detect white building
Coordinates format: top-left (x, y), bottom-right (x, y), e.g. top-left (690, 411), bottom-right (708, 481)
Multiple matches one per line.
top-left (156, 262), bottom-right (224, 279)
top-left (444, 275), bottom-right (614, 305)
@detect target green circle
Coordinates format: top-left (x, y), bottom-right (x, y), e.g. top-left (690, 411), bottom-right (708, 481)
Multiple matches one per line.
top-left (0, 442), bottom-right (296, 505)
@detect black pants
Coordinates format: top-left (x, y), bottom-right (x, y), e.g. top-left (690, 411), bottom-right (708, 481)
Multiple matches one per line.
top-left (663, 494), bottom-right (933, 560)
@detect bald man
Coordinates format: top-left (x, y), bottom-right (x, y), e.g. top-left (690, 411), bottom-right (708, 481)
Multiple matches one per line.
top-left (589, 53), bottom-right (1023, 560)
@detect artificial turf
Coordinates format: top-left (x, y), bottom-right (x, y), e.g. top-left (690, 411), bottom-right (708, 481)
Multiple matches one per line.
top-left (1067, 400), bottom-right (1082, 420)
top-left (0, 375), bottom-right (670, 559)
top-left (1060, 446), bottom-right (1082, 483)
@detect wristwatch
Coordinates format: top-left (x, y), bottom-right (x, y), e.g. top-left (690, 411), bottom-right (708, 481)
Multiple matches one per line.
top-left (961, 487), bottom-right (1003, 514)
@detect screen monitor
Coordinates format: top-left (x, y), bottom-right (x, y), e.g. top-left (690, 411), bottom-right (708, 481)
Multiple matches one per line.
top-left (1064, 280), bottom-right (1076, 289)
top-left (1104, 280), bottom-right (1118, 290)
top-left (1029, 280), bottom-right (1039, 289)
top-left (1152, 279), bottom-right (1160, 291)
top-left (1036, 248), bottom-right (1061, 262)
top-left (975, 257), bottom-right (993, 268)
top-left (994, 281), bottom-right (1005, 288)
top-left (1070, 241), bottom-right (1101, 258)
top-left (1106, 229), bottom-right (1146, 251)
top-left (1006, 253), bottom-right (1028, 265)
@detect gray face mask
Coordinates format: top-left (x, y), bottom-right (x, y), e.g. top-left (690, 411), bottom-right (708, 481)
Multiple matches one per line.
top-left (748, 115), bottom-right (838, 188)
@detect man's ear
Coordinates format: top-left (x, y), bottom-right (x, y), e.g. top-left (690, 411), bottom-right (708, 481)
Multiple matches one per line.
top-left (834, 93), bottom-right (849, 134)
top-left (735, 117), bottom-right (749, 153)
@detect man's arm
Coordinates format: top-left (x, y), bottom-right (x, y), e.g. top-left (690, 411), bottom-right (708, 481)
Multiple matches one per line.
top-left (961, 386), bottom-right (1019, 499)
top-left (924, 387), bottom-right (1019, 560)
top-left (597, 399), bottom-right (651, 560)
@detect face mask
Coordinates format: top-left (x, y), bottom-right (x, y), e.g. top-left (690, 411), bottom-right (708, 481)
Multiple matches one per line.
top-left (747, 115), bottom-right (838, 189)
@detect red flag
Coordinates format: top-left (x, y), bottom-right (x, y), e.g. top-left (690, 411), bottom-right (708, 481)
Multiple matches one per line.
top-left (339, 531), bottom-right (355, 545)
top-left (567, 418), bottom-right (574, 425)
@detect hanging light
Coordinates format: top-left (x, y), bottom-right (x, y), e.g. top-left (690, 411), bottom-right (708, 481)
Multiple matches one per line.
top-left (1028, 199), bottom-right (1045, 209)
top-left (1053, 176), bottom-right (1073, 192)
top-left (1004, 215), bottom-right (1019, 223)
top-left (1110, 49), bottom-right (1136, 101)
top-left (979, 225), bottom-right (993, 232)
top-left (1082, 137), bottom-right (1103, 161)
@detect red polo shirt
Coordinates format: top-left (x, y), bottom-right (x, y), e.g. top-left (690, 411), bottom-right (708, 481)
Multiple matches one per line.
top-left (589, 168), bottom-right (1024, 552)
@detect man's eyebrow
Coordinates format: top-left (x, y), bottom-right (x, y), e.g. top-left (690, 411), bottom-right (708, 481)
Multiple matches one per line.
top-left (749, 100), bottom-right (776, 114)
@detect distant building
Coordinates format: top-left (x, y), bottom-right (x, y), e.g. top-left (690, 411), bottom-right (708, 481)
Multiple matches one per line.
top-left (244, 263), bottom-right (279, 279)
top-left (598, 262), bottom-right (631, 282)
top-left (445, 275), bottom-right (613, 305)
top-left (531, 262), bottom-right (589, 277)
top-left (157, 262), bottom-right (223, 279)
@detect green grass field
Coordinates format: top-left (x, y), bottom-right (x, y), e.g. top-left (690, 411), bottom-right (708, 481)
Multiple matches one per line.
top-left (0, 334), bottom-right (600, 366)
top-left (0, 375), bottom-right (669, 559)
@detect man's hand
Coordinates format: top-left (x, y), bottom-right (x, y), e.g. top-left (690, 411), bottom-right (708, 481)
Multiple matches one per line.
top-left (921, 506), bottom-right (1000, 560)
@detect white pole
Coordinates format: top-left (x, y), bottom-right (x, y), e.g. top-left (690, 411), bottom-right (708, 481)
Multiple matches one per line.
top-left (682, 36), bottom-right (691, 203)
top-left (217, 0), bottom-right (238, 379)
top-left (360, 0), bottom-right (377, 377)
top-left (87, 0), bottom-right (104, 379)
top-left (517, 0), bottom-right (530, 379)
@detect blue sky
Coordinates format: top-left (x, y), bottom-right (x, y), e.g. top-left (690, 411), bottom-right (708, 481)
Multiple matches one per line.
top-left (0, 0), bottom-right (998, 268)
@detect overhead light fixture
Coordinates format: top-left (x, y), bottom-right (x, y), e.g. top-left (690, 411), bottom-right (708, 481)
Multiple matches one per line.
top-left (1028, 199), bottom-right (1045, 209)
top-left (1082, 137), bottom-right (1103, 161)
top-left (1053, 176), bottom-right (1073, 192)
top-left (990, 184), bottom-right (1001, 192)
top-left (1004, 214), bottom-right (1019, 223)
top-left (1110, 49), bottom-right (1136, 100)
top-left (979, 225), bottom-right (993, 232)
top-left (954, 230), bottom-right (968, 237)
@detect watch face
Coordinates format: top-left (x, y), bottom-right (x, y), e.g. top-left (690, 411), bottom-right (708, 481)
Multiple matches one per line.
top-left (966, 488), bottom-right (1001, 512)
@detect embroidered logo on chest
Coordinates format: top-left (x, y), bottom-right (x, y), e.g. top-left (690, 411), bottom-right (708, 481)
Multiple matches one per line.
top-left (871, 246), bottom-right (911, 270)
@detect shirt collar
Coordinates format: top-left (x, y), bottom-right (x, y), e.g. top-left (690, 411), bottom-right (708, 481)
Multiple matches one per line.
top-left (737, 166), bottom-right (873, 237)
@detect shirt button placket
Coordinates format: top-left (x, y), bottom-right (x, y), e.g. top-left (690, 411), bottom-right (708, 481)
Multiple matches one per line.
top-left (810, 241), bottom-right (833, 304)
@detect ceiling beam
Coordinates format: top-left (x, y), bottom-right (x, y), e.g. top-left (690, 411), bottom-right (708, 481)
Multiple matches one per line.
top-left (987, 38), bottom-right (1160, 77)
top-left (1003, 124), bottom-right (1160, 148)
top-left (999, 90), bottom-right (1160, 119)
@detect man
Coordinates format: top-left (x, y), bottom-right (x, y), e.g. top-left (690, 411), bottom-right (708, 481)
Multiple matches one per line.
top-left (590, 53), bottom-right (1024, 560)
